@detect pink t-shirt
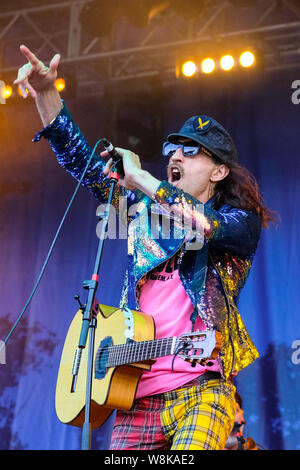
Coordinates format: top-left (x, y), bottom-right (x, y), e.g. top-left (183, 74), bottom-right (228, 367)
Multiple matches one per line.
top-left (136, 254), bottom-right (220, 399)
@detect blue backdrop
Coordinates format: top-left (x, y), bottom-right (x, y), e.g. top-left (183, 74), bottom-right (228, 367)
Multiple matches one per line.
top-left (0, 68), bottom-right (299, 450)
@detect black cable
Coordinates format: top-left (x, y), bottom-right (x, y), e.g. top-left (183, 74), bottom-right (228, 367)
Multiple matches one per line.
top-left (0, 138), bottom-right (103, 353)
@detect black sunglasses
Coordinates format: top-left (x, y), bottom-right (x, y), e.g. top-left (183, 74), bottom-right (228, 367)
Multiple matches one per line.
top-left (162, 141), bottom-right (201, 158)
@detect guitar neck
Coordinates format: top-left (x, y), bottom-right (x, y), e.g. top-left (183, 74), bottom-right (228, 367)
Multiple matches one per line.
top-left (106, 336), bottom-right (178, 367)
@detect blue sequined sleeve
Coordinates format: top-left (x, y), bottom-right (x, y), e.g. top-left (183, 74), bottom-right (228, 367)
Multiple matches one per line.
top-left (154, 180), bottom-right (261, 258)
top-left (33, 101), bottom-right (141, 212)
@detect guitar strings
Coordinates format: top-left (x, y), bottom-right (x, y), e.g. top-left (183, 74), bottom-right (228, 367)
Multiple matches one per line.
top-left (96, 337), bottom-right (175, 368)
top-left (95, 333), bottom-right (209, 372)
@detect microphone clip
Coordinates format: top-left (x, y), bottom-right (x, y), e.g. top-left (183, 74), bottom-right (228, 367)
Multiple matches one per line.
top-left (102, 138), bottom-right (125, 178)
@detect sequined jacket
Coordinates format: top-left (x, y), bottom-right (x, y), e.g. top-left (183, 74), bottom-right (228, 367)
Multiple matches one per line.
top-left (34, 103), bottom-right (261, 379)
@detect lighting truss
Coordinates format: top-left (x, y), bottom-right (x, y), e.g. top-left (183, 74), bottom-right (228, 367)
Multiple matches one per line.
top-left (0, 0), bottom-right (299, 97)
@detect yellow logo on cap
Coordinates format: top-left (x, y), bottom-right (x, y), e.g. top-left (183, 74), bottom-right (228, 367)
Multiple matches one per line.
top-left (196, 117), bottom-right (210, 130)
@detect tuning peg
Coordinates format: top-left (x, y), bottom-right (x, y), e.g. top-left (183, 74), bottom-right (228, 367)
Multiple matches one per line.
top-left (74, 294), bottom-right (85, 312)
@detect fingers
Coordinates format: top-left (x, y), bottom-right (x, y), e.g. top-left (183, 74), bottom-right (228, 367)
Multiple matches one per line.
top-left (17, 45), bottom-right (49, 80)
top-left (100, 150), bottom-right (109, 158)
top-left (116, 147), bottom-right (141, 169)
top-left (103, 158), bottom-right (114, 175)
top-left (23, 78), bottom-right (37, 99)
top-left (18, 81), bottom-right (29, 99)
top-left (18, 83), bottom-right (28, 99)
top-left (115, 147), bottom-right (139, 162)
top-left (14, 69), bottom-right (37, 99)
top-left (20, 44), bottom-right (60, 75)
top-left (20, 44), bottom-right (41, 68)
top-left (115, 147), bottom-right (126, 157)
top-left (49, 53), bottom-right (61, 73)
top-left (14, 45), bottom-right (45, 93)
top-left (18, 79), bottom-right (37, 99)
top-left (14, 62), bottom-right (32, 85)
top-left (14, 65), bottom-right (33, 98)
top-left (15, 45), bottom-right (61, 99)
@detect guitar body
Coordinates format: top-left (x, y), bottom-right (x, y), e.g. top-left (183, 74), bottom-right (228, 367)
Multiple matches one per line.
top-left (55, 304), bottom-right (155, 429)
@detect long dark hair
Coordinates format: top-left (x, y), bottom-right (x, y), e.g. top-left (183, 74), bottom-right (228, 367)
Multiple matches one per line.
top-left (212, 161), bottom-right (278, 229)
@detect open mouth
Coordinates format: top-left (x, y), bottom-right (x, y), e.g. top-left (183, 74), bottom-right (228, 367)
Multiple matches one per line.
top-left (168, 165), bottom-right (183, 184)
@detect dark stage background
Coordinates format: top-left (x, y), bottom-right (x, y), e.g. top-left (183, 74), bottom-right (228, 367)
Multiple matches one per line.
top-left (0, 67), bottom-right (299, 450)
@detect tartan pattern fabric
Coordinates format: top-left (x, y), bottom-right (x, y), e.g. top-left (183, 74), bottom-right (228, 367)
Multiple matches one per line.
top-left (161, 378), bottom-right (236, 450)
top-left (110, 393), bottom-right (170, 451)
top-left (109, 377), bottom-right (236, 450)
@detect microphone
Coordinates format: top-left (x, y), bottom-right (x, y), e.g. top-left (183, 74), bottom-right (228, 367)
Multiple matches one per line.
top-left (102, 139), bottom-right (125, 178)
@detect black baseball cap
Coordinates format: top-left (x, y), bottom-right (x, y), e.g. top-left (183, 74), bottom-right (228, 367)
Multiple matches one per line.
top-left (167, 115), bottom-right (238, 164)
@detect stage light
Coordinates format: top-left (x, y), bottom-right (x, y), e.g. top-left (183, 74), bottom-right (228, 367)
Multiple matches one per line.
top-left (220, 54), bottom-right (235, 71)
top-left (1, 84), bottom-right (13, 99)
top-left (182, 60), bottom-right (197, 77)
top-left (55, 78), bottom-right (66, 92)
top-left (201, 58), bottom-right (215, 74)
top-left (176, 46), bottom-right (258, 80)
top-left (240, 51), bottom-right (255, 68)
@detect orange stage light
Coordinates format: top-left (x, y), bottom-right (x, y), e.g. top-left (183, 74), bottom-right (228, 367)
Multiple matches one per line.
top-left (240, 51), bottom-right (255, 68)
top-left (201, 58), bottom-right (215, 74)
top-left (220, 54), bottom-right (235, 71)
top-left (181, 60), bottom-right (197, 77)
top-left (55, 78), bottom-right (66, 92)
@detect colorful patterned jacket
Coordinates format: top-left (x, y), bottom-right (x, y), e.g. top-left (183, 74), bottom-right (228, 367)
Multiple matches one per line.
top-left (34, 103), bottom-right (261, 379)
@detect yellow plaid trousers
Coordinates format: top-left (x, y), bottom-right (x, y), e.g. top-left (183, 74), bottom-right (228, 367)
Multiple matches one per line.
top-left (161, 377), bottom-right (236, 450)
top-left (110, 376), bottom-right (236, 450)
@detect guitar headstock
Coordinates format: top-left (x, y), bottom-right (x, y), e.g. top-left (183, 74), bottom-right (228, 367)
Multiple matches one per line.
top-left (175, 330), bottom-right (221, 366)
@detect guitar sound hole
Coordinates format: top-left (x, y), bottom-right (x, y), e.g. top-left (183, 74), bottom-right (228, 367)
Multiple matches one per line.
top-left (95, 336), bottom-right (113, 380)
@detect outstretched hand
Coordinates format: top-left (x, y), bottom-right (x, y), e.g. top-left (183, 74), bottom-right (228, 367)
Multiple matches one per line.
top-left (14, 45), bottom-right (61, 99)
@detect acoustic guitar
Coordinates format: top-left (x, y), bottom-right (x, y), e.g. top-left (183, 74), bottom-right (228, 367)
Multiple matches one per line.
top-left (55, 303), bottom-right (221, 429)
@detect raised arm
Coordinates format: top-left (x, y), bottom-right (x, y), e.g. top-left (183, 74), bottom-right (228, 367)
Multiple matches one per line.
top-left (14, 45), bottom-right (143, 213)
top-left (14, 45), bottom-right (63, 126)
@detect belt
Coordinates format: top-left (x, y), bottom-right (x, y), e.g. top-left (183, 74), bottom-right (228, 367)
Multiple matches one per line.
top-left (183, 371), bottom-right (222, 389)
top-left (196, 371), bottom-right (222, 385)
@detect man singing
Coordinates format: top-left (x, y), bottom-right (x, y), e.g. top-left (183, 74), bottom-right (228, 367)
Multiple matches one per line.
top-left (15, 45), bottom-right (275, 450)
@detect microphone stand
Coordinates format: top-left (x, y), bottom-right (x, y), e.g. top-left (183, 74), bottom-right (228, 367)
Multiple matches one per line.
top-left (72, 166), bottom-right (120, 450)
